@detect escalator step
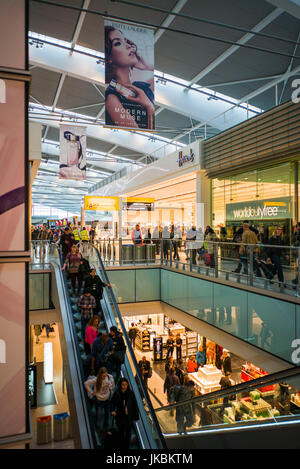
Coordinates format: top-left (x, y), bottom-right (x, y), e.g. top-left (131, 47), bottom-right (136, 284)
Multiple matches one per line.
top-left (75, 323), bottom-right (81, 331)
top-left (73, 313), bottom-right (81, 322)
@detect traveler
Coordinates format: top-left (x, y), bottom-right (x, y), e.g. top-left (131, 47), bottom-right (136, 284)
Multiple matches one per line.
top-left (174, 359), bottom-right (187, 385)
top-left (84, 315), bottom-right (101, 355)
top-left (89, 226), bottom-right (96, 244)
top-left (166, 333), bottom-right (174, 360)
top-left (84, 367), bottom-right (115, 430)
top-left (91, 333), bottom-right (114, 375)
top-left (84, 267), bottom-right (111, 315)
top-left (138, 356), bottom-right (152, 388)
top-left (266, 226), bottom-right (287, 284)
top-left (169, 380), bottom-right (196, 434)
top-left (72, 226), bottom-right (80, 244)
top-left (59, 227), bottom-right (72, 260)
top-left (187, 355), bottom-right (198, 373)
top-left (164, 367), bottom-right (180, 409)
top-left (175, 333), bottom-right (183, 361)
top-left (204, 226), bottom-right (218, 267)
top-left (162, 226), bottom-right (170, 260)
top-left (196, 346), bottom-right (206, 368)
top-left (80, 226), bottom-right (89, 255)
top-left (109, 326), bottom-right (127, 380)
top-left (132, 224), bottom-right (142, 245)
top-left (165, 356), bottom-right (175, 375)
top-left (186, 226), bottom-right (197, 264)
top-left (62, 244), bottom-right (83, 295)
top-left (239, 221), bottom-right (261, 276)
top-left (78, 289), bottom-right (96, 341)
top-left (128, 323), bottom-right (138, 348)
top-left (111, 378), bottom-right (139, 449)
top-left (221, 350), bottom-right (232, 375)
top-left (219, 371), bottom-right (234, 407)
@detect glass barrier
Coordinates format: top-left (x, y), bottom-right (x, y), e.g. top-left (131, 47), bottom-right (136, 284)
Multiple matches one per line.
top-left (153, 366), bottom-right (300, 436)
top-left (92, 238), bottom-right (300, 298)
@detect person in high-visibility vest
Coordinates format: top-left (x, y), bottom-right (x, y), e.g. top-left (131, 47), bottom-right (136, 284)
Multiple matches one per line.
top-left (72, 227), bottom-right (80, 243)
top-left (81, 226), bottom-right (89, 255)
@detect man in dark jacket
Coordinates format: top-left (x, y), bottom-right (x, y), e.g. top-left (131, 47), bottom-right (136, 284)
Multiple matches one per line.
top-left (164, 367), bottom-right (180, 409)
top-left (128, 323), bottom-right (138, 348)
top-left (84, 267), bottom-right (111, 314)
top-left (266, 226), bottom-right (286, 283)
top-left (169, 381), bottom-right (196, 434)
top-left (111, 378), bottom-right (139, 449)
top-left (109, 326), bottom-right (126, 380)
top-left (59, 227), bottom-right (72, 261)
top-left (138, 356), bottom-right (151, 388)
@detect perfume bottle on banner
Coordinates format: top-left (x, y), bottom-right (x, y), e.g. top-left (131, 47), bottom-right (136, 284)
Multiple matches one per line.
top-left (64, 131), bottom-right (84, 168)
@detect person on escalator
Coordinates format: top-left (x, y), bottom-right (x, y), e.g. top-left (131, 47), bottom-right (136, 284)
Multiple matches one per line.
top-left (108, 326), bottom-right (126, 381)
top-left (111, 378), bottom-right (139, 449)
top-left (91, 332), bottom-right (114, 375)
top-left (78, 289), bottom-right (96, 341)
top-left (169, 380), bottom-right (196, 434)
top-left (84, 267), bottom-right (111, 315)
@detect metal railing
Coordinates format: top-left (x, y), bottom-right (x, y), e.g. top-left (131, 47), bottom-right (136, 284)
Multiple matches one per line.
top-left (91, 237), bottom-right (300, 298)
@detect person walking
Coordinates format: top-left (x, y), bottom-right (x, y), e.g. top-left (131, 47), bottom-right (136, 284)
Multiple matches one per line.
top-left (131, 224), bottom-right (143, 245)
top-left (84, 367), bottom-right (115, 430)
top-left (111, 378), bottom-right (139, 449)
top-left (164, 367), bottom-right (180, 413)
top-left (204, 226), bottom-right (218, 267)
top-left (221, 350), bottom-right (232, 375)
top-left (138, 356), bottom-right (152, 389)
top-left (80, 226), bottom-right (89, 255)
top-left (128, 323), bottom-right (138, 349)
top-left (239, 221), bottom-right (261, 276)
top-left (169, 380), bottom-right (196, 434)
top-left (78, 289), bottom-right (96, 341)
top-left (266, 226), bottom-right (287, 285)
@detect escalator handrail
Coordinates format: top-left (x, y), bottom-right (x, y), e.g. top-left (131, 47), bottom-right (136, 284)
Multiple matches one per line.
top-left (51, 247), bottom-right (97, 448)
top-left (92, 245), bottom-right (167, 450)
top-left (154, 364), bottom-right (300, 413)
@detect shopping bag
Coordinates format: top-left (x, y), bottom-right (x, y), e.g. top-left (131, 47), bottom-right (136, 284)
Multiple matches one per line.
top-left (202, 253), bottom-right (212, 266)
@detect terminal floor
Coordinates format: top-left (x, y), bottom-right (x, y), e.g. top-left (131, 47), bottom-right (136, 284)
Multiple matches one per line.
top-left (30, 324), bottom-right (75, 449)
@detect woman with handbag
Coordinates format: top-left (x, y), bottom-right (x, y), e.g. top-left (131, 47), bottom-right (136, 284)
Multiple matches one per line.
top-left (61, 244), bottom-right (83, 296)
top-left (84, 367), bottom-right (115, 430)
top-left (111, 378), bottom-right (139, 449)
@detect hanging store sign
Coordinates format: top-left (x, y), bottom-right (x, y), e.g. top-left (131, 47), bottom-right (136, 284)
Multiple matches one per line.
top-left (59, 125), bottom-right (86, 180)
top-left (177, 149), bottom-right (195, 167)
top-left (226, 197), bottom-right (292, 221)
top-left (104, 19), bottom-right (155, 131)
top-left (84, 196), bottom-right (119, 211)
top-left (123, 197), bottom-right (154, 211)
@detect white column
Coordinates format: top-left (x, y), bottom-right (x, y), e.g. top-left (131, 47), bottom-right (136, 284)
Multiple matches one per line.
top-left (196, 170), bottom-right (211, 232)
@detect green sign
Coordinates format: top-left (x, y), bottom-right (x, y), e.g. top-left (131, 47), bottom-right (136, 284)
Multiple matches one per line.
top-left (226, 197), bottom-right (292, 221)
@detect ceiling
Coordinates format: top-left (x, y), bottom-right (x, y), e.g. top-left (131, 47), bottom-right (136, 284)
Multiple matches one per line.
top-left (28, 0), bottom-right (300, 215)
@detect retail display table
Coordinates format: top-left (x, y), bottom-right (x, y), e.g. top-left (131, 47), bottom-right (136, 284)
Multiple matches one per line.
top-left (189, 365), bottom-right (222, 394)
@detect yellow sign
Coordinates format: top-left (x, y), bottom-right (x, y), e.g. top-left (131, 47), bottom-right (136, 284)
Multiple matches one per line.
top-left (84, 196), bottom-right (119, 211)
top-left (124, 197), bottom-right (155, 204)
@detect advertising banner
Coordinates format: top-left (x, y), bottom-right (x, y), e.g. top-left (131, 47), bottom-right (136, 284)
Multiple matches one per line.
top-left (0, 262), bottom-right (26, 437)
top-left (59, 125), bottom-right (86, 180)
top-left (104, 19), bottom-right (155, 131)
top-left (123, 197), bottom-right (154, 211)
top-left (226, 196), bottom-right (292, 222)
top-left (0, 79), bottom-right (25, 252)
top-left (84, 196), bottom-right (119, 211)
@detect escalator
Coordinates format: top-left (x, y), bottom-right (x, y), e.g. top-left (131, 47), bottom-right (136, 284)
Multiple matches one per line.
top-left (90, 245), bottom-right (300, 449)
top-left (50, 245), bottom-right (166, 450)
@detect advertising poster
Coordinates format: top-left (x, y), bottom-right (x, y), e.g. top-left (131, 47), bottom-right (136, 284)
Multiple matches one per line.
top-left (123, 197), bottom-right (154, 211)
top-left (0, 79), bottom-right (25, 252)
top-left (59, 125), bottom-right (87, 180)
top-left (104, 19), bottom-right (155, 131)
top-left (84, 196), bottom-right (119, 211)
top-left (0, 262), bottom-right (26, 437)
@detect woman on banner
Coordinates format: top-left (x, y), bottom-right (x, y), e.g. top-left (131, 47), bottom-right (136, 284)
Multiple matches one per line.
top-left (105, 25), bottom-right (155, 130)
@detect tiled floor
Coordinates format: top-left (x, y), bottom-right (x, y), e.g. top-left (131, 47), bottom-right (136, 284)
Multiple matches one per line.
top-left (30, 324), bottom-right (75, 449)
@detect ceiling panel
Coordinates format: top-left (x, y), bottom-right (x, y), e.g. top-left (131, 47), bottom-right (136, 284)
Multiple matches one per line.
top-left (77, 0), bottom-right (178, 52)
top-left (30, 67), bottom-right (61, 106)
top-left (56, 76), bottom-right (104, 115)
top-left (154, 0), bottom-right (275, 79)
top-left (29, 0), bottom-right (83, 42)
top-left (86, 137), bottom-right (115, 153)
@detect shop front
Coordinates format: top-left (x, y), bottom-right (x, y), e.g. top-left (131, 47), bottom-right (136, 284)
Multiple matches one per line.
top-left (211, 161), bottom-right (298, 242)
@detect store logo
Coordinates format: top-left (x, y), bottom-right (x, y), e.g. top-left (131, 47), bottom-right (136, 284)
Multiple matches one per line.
top-left (291, 79), bottom-right (300, 104)
top-left (0, 79), bottom-right (6, 103)
top-left (233, 205), bottom-right (279, 219)
top-left (178, 149), bottom-right (195, 167)
top-left (291, 339), bottom-right (300, 365)
top-left (0, 339), bottom-right (6, 364)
